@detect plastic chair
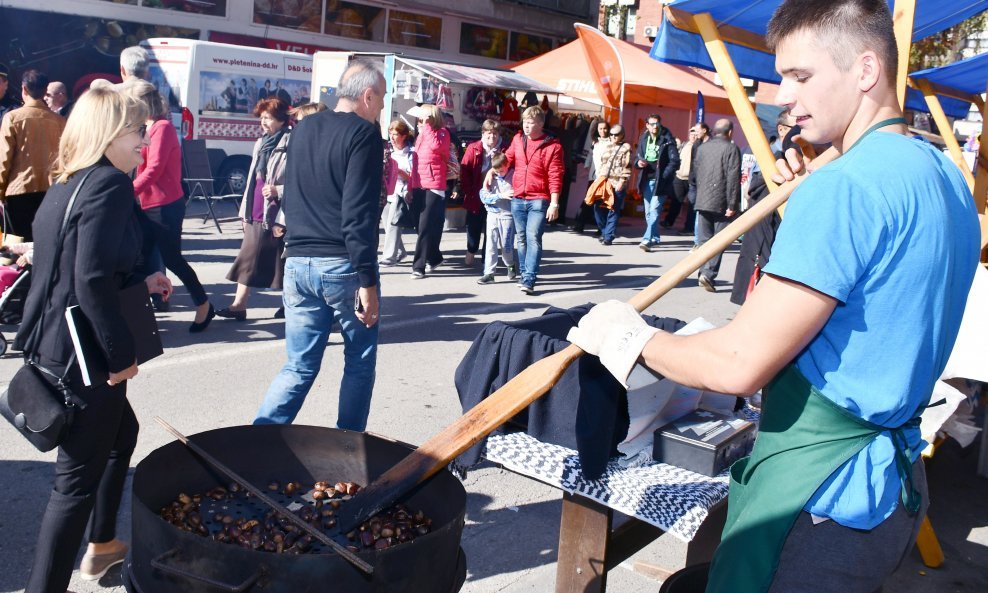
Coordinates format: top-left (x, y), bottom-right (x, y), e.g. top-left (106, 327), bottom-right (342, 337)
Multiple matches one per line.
top-left (182, 139), bottom-right (241, 233)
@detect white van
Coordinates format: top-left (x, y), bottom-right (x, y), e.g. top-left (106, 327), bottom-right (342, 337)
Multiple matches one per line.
top-left (142, 38), bottom-right (314, 195)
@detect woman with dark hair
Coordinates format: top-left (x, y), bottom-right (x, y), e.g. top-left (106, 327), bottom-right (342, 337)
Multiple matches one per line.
top-left (216, 97), bottom-right (290, 320)
top-left (128, 80), bottom-right (214, 332)
top-left (574, 119), bottom-right (609, 233)
top-left (408, 104), bottom-right (450, 279)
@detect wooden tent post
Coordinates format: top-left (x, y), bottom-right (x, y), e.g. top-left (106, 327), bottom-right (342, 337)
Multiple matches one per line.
top-left (913, 78), bottom-right (977, 190)
top-left (892, 0), bottom-right (917, 109)
top-left (975, 79), bottom-right (988, 218)
top-left (692, 12), bottom-right (779, 192)
top-left (977, 80), bottom-right (988, 255)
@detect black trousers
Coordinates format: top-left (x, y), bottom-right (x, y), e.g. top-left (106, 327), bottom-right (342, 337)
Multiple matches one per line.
top-left (696, 210), bottom-right (730, 281)
top-left (465, 209), bottom-right (486, 255)
top-left (141, 200), bottom-right (209, 306)
top-left (3, 191), bottom-right (46, 242)
top-left (665, 178), bottom-right (690, 227)
top-left (26, 367), bottom-right (138, 593)
top-left (412, 188), bottom-right (446, 273)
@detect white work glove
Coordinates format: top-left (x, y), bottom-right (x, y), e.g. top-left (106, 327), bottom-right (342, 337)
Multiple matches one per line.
top-left (567, 300), bottom-right (659, 388)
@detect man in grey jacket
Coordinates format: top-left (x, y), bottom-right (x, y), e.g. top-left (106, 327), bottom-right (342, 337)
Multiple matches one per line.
top-left (692, 118), bottom-right (741, 291)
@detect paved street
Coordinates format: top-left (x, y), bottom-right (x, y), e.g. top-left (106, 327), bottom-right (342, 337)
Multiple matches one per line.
top-left (0, 204), bottom-right (985, 593)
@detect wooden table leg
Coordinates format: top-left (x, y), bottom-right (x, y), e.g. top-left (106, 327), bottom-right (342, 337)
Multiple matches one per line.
top-left (556, 492), bottom-right (612, 593)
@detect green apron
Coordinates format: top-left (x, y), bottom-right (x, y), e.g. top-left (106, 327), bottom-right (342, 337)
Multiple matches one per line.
top-left (705, 365), bottom-right (921, 593)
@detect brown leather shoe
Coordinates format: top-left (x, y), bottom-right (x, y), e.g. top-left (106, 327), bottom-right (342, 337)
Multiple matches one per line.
top-left (79, 543), bottom-right (127, 580)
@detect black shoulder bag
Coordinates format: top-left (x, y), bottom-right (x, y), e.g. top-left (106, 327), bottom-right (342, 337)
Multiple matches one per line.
top-left (0, 168), bottom-right (96, 452)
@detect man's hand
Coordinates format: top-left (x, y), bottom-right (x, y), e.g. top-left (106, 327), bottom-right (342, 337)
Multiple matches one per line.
top-left (108, 362), bottom-right (138, 386)
top-left (546, 194), bottom-right (560, 222)
top-left (771, 135), bottom-right (819, 184)
top-left (725, 208), bottom-right (736, 218)
top-left (144, 272), bottom-right (173, 301)
top-left (355, 285), bottom-right (380, 328)
top-left (566, 300), bottom-right (659, 387)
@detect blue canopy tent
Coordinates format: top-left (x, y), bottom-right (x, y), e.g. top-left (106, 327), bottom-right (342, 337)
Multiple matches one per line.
top-left (651, 0), bottom-right (988, 84)
top-left (649, 0), bottom-right (988, 191)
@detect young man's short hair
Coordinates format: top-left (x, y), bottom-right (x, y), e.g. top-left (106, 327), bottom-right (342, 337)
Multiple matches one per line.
top-left (21, 69), bottom-right (48, 100)
top-left (491, 151), bottom-right (508, 170)
top-left (767, 0), bottom-right (897, 88)
top-left (522, 106), bottom-right (545, 123)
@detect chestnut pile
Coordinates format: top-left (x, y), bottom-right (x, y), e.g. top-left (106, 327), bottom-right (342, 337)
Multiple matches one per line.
top-left (158, 480), bottom-right (432, 555)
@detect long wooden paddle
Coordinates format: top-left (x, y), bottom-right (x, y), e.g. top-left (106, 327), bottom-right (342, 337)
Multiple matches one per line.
top-left (337, 148), bottom-right (839, 533)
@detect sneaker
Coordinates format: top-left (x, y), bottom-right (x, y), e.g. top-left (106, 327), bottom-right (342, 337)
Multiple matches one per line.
top-left (698, 275), bottom-right (715, 292)
top-left (426, 258), bottom-right (444, 273)
top-left (507, 265), bottom-right (518, 280)
top-left (464, 252), bottom-right (476, 266)
top-left (519, 283), bottom-right (535, 295)
top-left (477, 274), bottom-right (495, 285)
top-left (638, 242), bottom-right (651, 253)
top-left (411, 271), bottom-right (425, 279)
top-left (80, 543), bottom-right (128, 581)
top-left (378, 258), bottom-right (397, 266)
top-left (602, 239), bottom-right (613, 246)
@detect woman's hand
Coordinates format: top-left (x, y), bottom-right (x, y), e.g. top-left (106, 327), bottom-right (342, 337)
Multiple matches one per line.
top-left (145, 272), bottom-right (173, 301)
top-left (272, 225), bottom-right (285, 238)
top-left (108, 362), bottom-right (138, 386)
top-left (262, 184), bottom-right (278, 199)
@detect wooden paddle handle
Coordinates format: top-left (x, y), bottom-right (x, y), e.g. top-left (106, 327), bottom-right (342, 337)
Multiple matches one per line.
top-left (338, 148), bottom-right (839, 531)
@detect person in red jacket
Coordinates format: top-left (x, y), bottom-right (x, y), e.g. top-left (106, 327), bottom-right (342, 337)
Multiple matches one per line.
top-left (459, 119), bottom-right (503, 266)
top-left (503, 106), bottom-right (564, 294)
top-left (129, 80), bottom-right (214, 332)
top-left (409, 104), bottom-right (450, 279)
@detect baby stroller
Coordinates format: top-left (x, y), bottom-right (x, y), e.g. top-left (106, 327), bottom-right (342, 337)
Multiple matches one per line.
top-left (0, 263), bottom-right (30, 356)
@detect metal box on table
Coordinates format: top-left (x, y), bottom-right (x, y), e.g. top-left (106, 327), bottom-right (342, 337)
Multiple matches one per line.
top-left (652, 409), bottom-right (756, 476)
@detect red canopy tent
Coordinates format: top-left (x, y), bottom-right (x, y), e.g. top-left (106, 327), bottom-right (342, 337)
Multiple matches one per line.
top-left (511, 36), bottom-right (735, 116)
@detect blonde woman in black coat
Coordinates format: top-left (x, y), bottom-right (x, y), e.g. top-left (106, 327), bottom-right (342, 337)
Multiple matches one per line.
top-left (14, 85), bottom-right (171, 593)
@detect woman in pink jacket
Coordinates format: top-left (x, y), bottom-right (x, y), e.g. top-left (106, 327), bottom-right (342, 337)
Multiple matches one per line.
top-left (409, 104), bottom-right (450, 279)
top-left (130, 81), bottom-right (214, 332)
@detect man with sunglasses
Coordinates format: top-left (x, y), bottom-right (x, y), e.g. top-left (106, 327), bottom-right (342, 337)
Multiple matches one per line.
top-left (634, 113), bottom-right (679, 252)
top-left (0, 69), bottom-right (65, 242)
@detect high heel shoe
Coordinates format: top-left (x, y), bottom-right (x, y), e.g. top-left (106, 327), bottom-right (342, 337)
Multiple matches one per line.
top-left (189, 303), bottom-right (216, 333)
top-left (215, 307), bottom-right (247, 321)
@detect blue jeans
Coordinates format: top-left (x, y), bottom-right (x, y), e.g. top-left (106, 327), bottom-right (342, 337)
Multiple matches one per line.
top-left (641, 178), bottom-right (667, 245)
top-left (254, 257), bottom-right (379, 431)
top-left (511, 198), bottom-right (548, 286)
top-left (593, 190), bottom-right (625, 242)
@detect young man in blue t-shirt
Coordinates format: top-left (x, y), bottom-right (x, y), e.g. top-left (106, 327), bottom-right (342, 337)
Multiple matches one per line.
top-left (567, 1), bottom-right (980, 592)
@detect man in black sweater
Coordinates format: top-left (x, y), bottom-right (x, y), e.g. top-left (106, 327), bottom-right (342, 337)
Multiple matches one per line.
top-left (254, 59), bottom-right (386, 432)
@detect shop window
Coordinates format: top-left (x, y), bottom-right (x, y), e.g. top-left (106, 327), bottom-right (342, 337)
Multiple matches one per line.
top-left (140, 0), bottom-right (227, 17)
top-left (460, 23), bottom-right (508, 60)
top-left (509, 32), bottom-right (553, 61)
top-left (324, 1), bottom-right (385, 42)
top-left (253, 0), bottom-right (323, 33)
top-left (387, 10), bottom-right (442, 51)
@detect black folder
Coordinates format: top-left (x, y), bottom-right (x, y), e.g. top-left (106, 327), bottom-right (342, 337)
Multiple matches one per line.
top-left (64, 282), bottom-right (164, 386)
